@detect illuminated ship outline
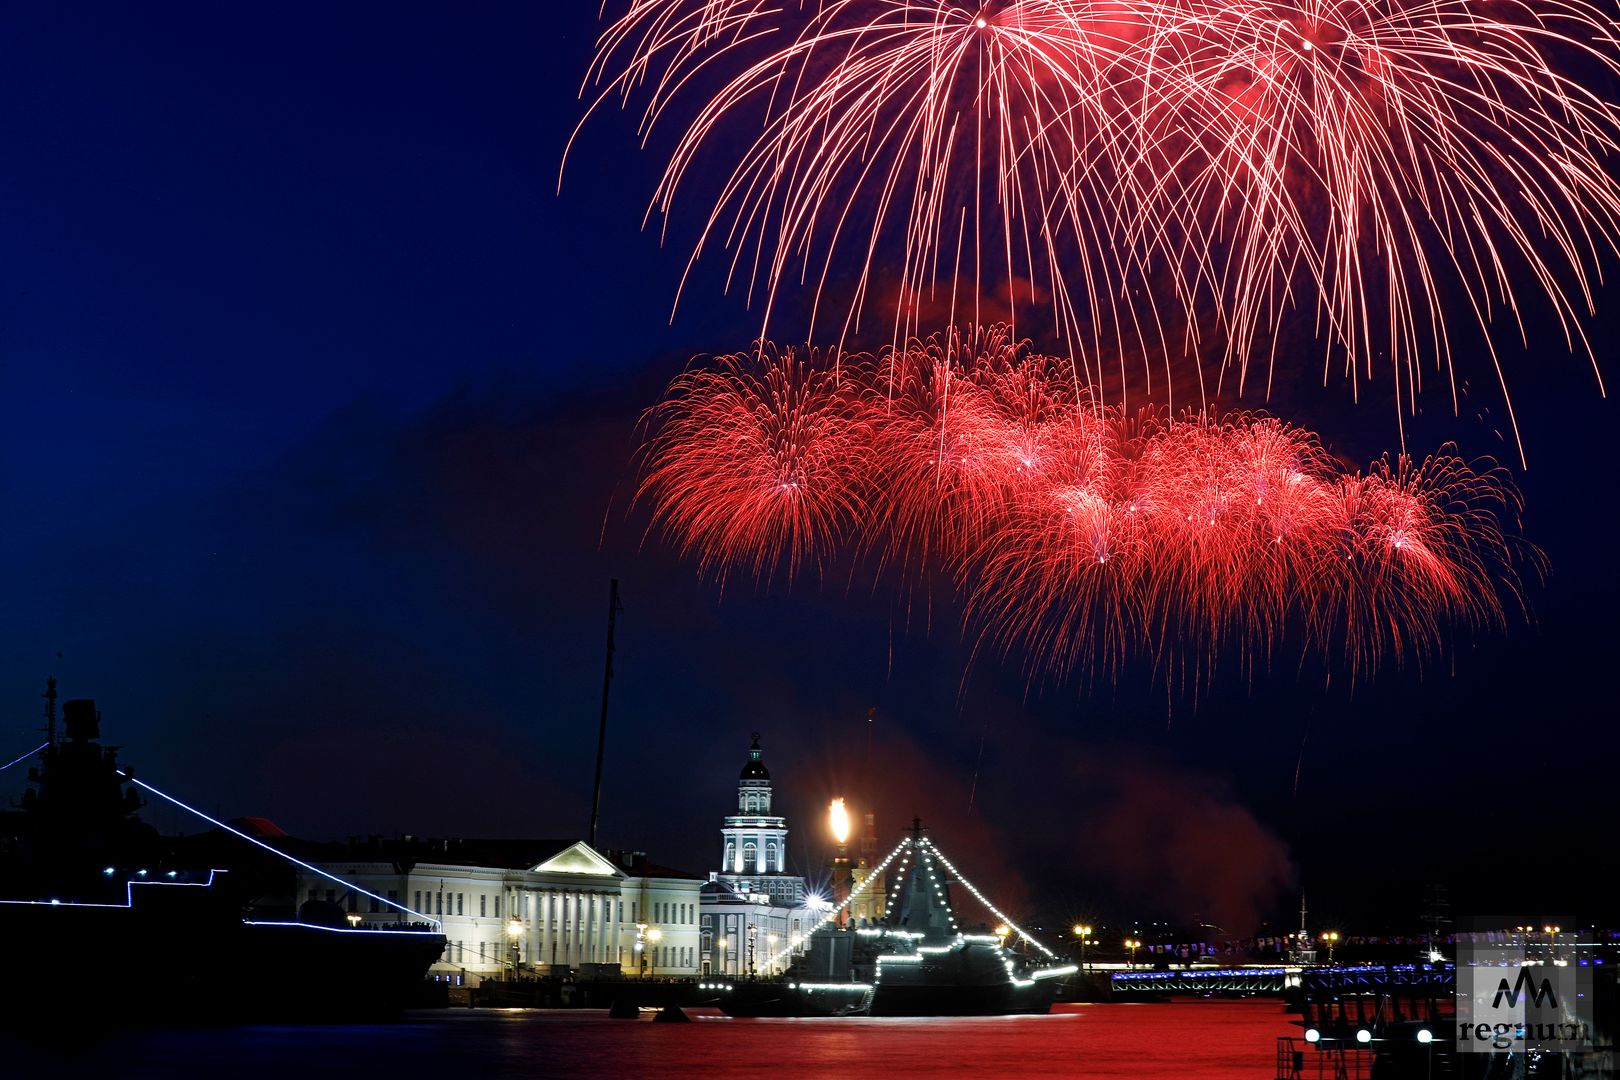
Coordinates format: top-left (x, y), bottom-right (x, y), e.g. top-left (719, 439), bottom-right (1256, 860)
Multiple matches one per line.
top-left (709, 818), bottom-right (1076, 1017)
top-left (0, 687), bottom-right (445, 1021)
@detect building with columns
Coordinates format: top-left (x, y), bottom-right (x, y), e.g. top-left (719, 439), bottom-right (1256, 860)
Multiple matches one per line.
top-left (291, 836), bottom-right (702, 985)
top-left (700, 734), bottom-right (815, 977)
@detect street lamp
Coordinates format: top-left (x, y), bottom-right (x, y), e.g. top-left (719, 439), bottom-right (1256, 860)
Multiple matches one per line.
top-left (647, 926), bottom-right (663, 978)
top-left (1319, 930), bottom-right (1340, 965)
top-left (718, 935), bottom-right (729, 976)
top-left (635, 921), bottom-right (649, 978)
top-left (1072, 924), bottom-right (1094, 971)
top-left (766, 933), bottom-right (778, 975)
top-left (1125, 938), bottom-right (1142, 970)
top-left (747, 924), bottom-right (759, 977)
top-left (507, 918), bottom-right (523, 980)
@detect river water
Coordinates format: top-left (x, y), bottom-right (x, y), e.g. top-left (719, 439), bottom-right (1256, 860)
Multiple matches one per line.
top-left (17, 1000), bottom-right (1295, 1079)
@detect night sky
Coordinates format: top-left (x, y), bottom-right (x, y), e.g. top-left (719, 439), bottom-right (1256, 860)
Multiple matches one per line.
top-left (1, 5), bottom-right (1615, 936)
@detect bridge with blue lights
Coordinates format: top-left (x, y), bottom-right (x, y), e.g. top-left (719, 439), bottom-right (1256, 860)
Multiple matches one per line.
top-left (1109, 966), bottom-right (1301, 997)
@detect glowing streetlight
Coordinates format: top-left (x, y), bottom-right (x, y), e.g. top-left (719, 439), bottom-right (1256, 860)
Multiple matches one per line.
top-left (1320, 930), bottom-right (1340, 965)
top-left (1125, 937), bottom-right (1142, 970)
top-left (647, 925), bottom-right (663, 977)
top-left (718, 934), bottom-right (729, 976)
top-left (1072, 924), bottom-right (1094, 971)
top-left (507, 918), bottom-right (523, 980)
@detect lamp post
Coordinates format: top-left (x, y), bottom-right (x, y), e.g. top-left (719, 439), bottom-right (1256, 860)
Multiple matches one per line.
top-left (747, 924), bottom-right (759, 977)
top-left (1320, 930), bottom-right (1340, 965)
top-left (995, 924), bottom-right (1011, 952)
top-left (718, 935), bottom-right (729, 977)
top-left (1073, 924), bottom-right (1093, 972)
top-left (635, 921), bottom-right (649, 978)
top-left (766, 933), bottom-right (778, 976)
top-left (507, 918), bottom-right (523, 980)
top-left (647, 926), bottom-right (663, 979)
top-left (1125, 938), bottom-right (1141, 970)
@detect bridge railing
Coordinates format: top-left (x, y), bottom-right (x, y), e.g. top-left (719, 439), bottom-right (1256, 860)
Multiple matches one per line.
top-left (1110, 966), bottom-right (1295, 995)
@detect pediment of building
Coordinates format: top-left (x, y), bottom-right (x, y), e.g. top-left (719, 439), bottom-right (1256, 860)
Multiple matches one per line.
top-left (531, 841), bottom-right (624, 878)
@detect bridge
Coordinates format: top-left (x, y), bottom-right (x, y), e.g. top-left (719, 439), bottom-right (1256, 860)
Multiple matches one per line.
top-left (1110, 966), bottom-right (1301, 996)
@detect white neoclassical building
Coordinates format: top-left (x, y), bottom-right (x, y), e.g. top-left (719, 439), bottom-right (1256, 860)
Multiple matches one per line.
top-left (293, 837), bottom-right (702, 985)
top-left (700, 734), bottom-right (814, 977)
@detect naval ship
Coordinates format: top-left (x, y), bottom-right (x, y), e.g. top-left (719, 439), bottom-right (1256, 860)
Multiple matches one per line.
top-left (0, 688), bottom-right (444, 1022)
top-left (710, 820), bottom-right (1075, 1017)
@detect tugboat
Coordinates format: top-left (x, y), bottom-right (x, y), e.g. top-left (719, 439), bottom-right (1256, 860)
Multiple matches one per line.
top-left (0, 687), bottom-right (444, 1023)
top-left (715, 819), bottom-right (1074, 1017)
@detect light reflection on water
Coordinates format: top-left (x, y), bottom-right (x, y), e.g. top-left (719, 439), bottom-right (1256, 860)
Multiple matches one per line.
top-left (13, 1000), bottom-right (1295, 1079)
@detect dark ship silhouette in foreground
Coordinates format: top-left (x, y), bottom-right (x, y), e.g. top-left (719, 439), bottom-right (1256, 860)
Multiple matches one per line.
top-left (710, 820), bottom-right (1074, 1017)
top-left (0, 689), bottom-right (443, 1024)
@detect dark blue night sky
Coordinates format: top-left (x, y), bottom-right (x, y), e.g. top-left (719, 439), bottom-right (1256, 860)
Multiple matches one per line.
top-left (1, 4), bottom-right (1614, 933)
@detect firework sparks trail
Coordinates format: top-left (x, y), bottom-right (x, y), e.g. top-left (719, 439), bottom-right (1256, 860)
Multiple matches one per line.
top-left (638, 343), bottom-right (873, 584)
top-left (638, 329), bottom-right (1527, 676)
top-left (574, 0), bottom-right (1620, 449)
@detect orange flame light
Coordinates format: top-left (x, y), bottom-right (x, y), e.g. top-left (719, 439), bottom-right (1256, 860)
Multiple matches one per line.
top-left (829, 797), bottom-right (850, 845)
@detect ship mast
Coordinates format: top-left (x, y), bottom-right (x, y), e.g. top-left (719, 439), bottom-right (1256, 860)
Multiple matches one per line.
top-left (41, 676), bottom-right (57, 750)
top-left (588, 578), bottom-right (623, 849)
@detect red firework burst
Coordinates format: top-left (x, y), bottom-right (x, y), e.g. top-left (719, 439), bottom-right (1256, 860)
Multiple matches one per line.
top-left (575, 0), bottom-right (1620, 453)
top-left (637, 327), bottom-right (1526, 676)
top-left (638, 344), bottom-right (871, 584)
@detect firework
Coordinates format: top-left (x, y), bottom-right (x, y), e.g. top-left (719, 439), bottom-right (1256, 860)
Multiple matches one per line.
top-left (637, 328), bottom-right (1525, 676)
top-left (637, 344), bottom-right (872, 584)
top-left (577, 0), bottom-right (1620, 441)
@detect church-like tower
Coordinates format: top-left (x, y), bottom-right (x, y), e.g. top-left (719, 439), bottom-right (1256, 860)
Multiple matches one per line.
top-left (718, 733), bottom-right (804, 906)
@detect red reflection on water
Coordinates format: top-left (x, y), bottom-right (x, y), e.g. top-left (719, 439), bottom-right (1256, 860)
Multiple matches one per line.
top-left (519, 1001), bottom-right (1296, 1079)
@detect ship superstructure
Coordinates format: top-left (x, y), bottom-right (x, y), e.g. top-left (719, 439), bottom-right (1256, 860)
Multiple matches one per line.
top-left (710, 818), bottom-right (1075, 1017)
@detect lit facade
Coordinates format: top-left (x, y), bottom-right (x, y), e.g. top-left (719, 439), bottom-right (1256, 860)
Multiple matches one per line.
top-left (717, 733), bottom-right (805, 906)
top-left (293, 838), bottom-right (702, 985)
top-left (700, 733), bottom-right (812, 976)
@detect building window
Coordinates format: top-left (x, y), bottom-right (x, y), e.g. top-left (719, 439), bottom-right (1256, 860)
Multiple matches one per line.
top-left (457, 894), bottom-right (464, 916)
top-left (414, 890), bottom-right (422, 913)
top-left (495, 895), bottom-right (501, 919)
top-left (743, 842), bottom-right (756, 873)
top-left (307, 888), bottom-right (318, 904)
top-left (369, 896), bottom-right (381, 913)
top-left (480, 894), bottom-right (487, 918)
